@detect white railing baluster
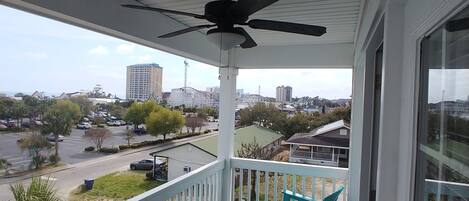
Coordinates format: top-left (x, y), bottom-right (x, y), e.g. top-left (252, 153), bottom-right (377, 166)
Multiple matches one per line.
top-left (232, 169), bottom-right (236, 201)
top-left (292, 174), bottom-right (297, 194)
top-left (256, 170), bottom-right (260, 201)
top-left (301, 176), bottom-right (305, 194)
top-left (274, 172), bottom-right (278, 201)
top-left (322, 178), bottom-right (326, 199)
top-left (182, 188), bottom-right (186, 201)
top-left (283, 174), bottom-right (287, 194)
top-left (189, 185), bottom-right (193, 201)
top-left (176, 192), bottom-right (180, 201)
top-left (343, 179), bottom-right (347, 201)
top-left (240, 169), bottom-right (244, 201)
top-left (247, 170), bottom-right (252, 201)
top-left (312, 176), bottom-right (316, 199)
top-left (205, 177), bottom-right (209, 201)
top-left (333, 178), bottom-right (336, 192)
top-left (264, 171), bottom-right (269, 201)
top-left (208, 175), bottom-right (212, 201)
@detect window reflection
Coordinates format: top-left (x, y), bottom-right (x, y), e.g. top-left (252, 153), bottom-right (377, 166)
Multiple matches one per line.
top-left (416, 5), bottom-right (469, 201)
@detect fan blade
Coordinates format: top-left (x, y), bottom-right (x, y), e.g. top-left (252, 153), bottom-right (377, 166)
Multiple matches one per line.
top-left (232, 0), bottom-right (278, 17)
top-left (234, 27), bottom-right (257, 48)
top-left (122, 4), bottom-right (206, 19)
top-left (248, 19), bottom-right (326, 36)
top-left (158, 25), bottom-right (215, 38)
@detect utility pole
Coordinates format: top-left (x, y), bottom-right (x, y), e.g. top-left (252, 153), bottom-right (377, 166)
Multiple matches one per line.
top-left (184, 60), bottom-right (189, 89)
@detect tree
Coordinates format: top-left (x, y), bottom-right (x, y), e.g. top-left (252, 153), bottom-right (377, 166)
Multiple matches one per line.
top-left (23, 96), bottom-right (41, 122)
top-left (0, 98), bottom-right (15, 122)
top-left (42, 100), bottom-right (81, 161)
top-left (237, 138), bottom-right (264, 199)
top-left (185, 115), bottom-right (207, 134)
top-left (18, 133), bottom-right (52, 169)
top-left (0, 158), bottom-right (10, 170)
top-left (125, 101), bottom-right (162, 129)
top-left (146, 109), bottom-right (185, 140)
top-left (239, 103), bottom-right (279, 127)
top-left (12, 101), bottom-right (27, 127)
top-left (10, 177), bottom-right (61, 201)
top-left (84, 128), bottom-right (111, 151)
top-left (69, 96), bottom-right (93, 116)
top-left (123, 129), bottom-right (135, 147)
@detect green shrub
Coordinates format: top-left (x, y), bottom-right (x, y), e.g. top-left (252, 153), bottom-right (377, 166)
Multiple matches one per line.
top-left (118, 145), bottom-right (130, 150)
top-left (84, 146), bottom-right (95, 152)
top-left (99, 147), bottom-right (119, 154)
top-left (203, 130), bottom-right (211, 134)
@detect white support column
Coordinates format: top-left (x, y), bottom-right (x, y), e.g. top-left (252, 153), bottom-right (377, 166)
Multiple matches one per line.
top-left (217, 50), bottom-right (238, 201)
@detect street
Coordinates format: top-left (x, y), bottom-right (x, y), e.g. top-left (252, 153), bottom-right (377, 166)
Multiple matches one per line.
top-left (0, 131), bottom-right (218, 201)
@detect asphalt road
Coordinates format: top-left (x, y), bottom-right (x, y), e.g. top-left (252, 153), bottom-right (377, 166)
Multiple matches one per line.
top-left (0, 122), bottom-right (218, 172)
top-left (0, 132), bottom-right (218, 201)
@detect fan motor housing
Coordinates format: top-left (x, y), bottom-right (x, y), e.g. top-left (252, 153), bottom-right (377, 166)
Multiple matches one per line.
top-left (205, 0), bottom-right (248, 26)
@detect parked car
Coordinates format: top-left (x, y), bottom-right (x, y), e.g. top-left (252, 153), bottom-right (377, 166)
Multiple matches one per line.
top-left (0, 124), bottom-right (7, 129)
top-left (130, 158), bottom-right (165, 170)
top-left (46, 134), bottom-right (64, 142)
top-left (33, 120), bottom-right (43, 126)
top-left (106, 121), bottom-right (117, 126)
top-left (77, 122), bottom-right (92, 129)
top-left (133, 128), bottom-right (147, 135)
top-left (21, 122), bottom-right (31, 128)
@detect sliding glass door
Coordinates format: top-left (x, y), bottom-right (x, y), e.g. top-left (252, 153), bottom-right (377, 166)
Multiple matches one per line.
top-left (416, 6), bottom-right (469, 201)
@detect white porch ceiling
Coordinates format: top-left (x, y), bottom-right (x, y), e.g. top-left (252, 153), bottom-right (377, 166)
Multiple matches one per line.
top-left (0, 0), bottom-right (359, 68)
top-left (142, 0), bottom-right (361, 46)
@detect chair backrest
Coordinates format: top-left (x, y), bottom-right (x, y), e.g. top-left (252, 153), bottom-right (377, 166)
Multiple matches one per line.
top-left (323, 186), bottom-right (345, 201)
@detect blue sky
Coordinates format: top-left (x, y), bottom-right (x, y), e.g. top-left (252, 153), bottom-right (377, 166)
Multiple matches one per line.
top-left (0, 5), bottom-right (352, 99)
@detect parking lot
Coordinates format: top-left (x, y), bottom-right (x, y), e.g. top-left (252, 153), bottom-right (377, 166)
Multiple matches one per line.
top-left (0, 122), bottom-right (218, 172)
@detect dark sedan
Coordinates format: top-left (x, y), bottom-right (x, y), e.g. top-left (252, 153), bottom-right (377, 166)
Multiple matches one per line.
top-left (130, 159), bottom-right (164, 170)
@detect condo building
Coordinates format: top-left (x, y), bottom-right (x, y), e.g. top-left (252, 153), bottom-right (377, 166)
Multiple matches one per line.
top-left (126, 63), bottom-right (163, 100)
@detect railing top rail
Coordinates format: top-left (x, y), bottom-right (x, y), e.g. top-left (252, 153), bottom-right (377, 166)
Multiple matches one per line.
top-left (128, 159), bottom-right (224, 201)
top-left (231, 157), bottom-right (348, 179)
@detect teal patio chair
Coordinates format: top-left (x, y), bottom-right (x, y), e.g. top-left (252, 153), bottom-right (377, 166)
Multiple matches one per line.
top-left (283, 186), bottom-right (345, 201)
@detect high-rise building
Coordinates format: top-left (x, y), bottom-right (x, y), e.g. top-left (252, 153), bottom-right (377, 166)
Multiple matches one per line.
top-left (276, 85), bottom-right (293, 102)
top-left (126, 63), bottom-right (163, 100)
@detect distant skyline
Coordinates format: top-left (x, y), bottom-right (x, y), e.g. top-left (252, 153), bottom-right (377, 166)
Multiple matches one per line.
top-left (0, 5), bottom-right (352, 100)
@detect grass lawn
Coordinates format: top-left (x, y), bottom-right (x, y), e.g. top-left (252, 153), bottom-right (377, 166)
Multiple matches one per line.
top-left (69, 171), bottom-right (165, 201)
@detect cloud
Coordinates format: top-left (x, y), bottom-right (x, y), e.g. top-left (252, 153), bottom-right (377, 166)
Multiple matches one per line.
top-left (116, 44), bottom-right (135, 54)
top-left (138, 55), bottom-right (153, 62)
top-left (24, 52), bottom-right (48, 60)
top-left (88, 45), bottom-right (109, 55)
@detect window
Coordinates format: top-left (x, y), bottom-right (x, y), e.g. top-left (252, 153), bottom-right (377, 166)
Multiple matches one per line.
top-left (183, 166), bottom-right (191, 173)
top-left (339, 129), bottom-right (347, 135)
top-left (415, 6), bottom-right (469, 201)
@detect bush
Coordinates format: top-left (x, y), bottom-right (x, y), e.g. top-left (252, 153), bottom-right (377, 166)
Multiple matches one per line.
top-left (145, 171), bottom-right (154, 180)
top-left (48, 154), bottom-right (60, 164)
top-left (204, 130), bottom-right (211, 134)
top-left (118, 145), bottom-right (130, 150)
top-left (213, 128), bottom-right (219, 131)
top-left (84, 146), bottom-right (95, 152)
top-left (99, 147), bottom-right (119, 154)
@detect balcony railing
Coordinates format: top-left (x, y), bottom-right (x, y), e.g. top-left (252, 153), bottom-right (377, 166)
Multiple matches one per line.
top-left (129, 158), bottom-right (349, 201)
top-left (231, 158), bottom-right (348, 201)
top-left (129, 160), bottom-right (224, 201)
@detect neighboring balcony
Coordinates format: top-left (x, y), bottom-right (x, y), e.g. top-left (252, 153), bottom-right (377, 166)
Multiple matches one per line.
top-left (289, 150), bottom-right (340, 167)
top-left (130, 158), bottom-right (349, 201)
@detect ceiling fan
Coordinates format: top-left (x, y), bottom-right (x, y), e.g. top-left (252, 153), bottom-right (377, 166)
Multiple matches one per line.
top-left (122, 0), bottom-right (327, 49)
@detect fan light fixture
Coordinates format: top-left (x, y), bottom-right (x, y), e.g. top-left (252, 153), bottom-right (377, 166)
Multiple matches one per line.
top-left (207, 31), bottom-right (246, 50)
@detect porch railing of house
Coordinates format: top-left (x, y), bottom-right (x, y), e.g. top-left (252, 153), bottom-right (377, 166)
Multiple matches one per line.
top-left (128, 160), bottom-right (224, 201)
top-left (231, 157), bottom-right (348, 201)
top-left (129, 158), bottom-right (349, 201)
top-left (290, 150), bottom-right (340, 162)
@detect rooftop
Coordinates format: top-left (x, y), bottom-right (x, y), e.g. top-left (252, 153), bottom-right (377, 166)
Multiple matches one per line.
top-left (191, 125), bottom-right (284, 156)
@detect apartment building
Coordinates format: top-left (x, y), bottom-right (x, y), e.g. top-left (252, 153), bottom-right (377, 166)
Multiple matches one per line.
top-left (126, 63), bottom-right (163, 101)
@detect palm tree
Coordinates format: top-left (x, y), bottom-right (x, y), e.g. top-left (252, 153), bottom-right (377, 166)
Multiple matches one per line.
top-left (10, 177), bottom-right (61, 201)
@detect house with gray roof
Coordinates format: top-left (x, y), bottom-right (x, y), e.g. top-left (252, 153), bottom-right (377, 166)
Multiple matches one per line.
top-left (150, 125), bottom-right (283, 180)
top-left (285, 120), bottom-right (350, 167)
